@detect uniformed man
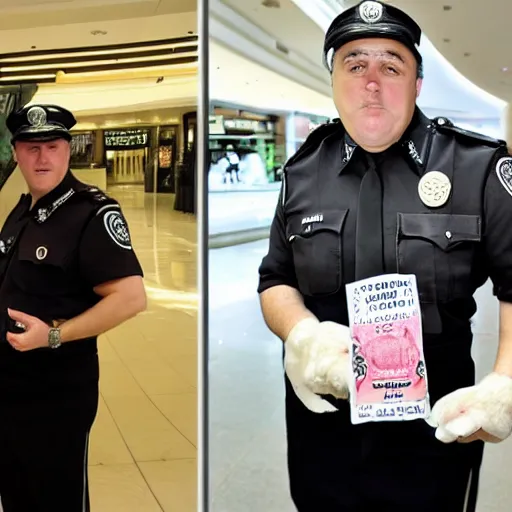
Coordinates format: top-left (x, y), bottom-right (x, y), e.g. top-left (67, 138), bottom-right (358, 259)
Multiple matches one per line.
top-left (258, 1), bottom-right (512, 510)
top-left (0, 103), bottom-right (146, 511)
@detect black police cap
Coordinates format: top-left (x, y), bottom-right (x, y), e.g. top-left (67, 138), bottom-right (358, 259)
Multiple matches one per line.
top-left (7, 104), bottom-right (76, 144)
top-left (323, 0), bottom-right (422, 72)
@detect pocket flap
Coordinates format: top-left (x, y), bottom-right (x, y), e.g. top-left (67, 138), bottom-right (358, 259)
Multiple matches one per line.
top-left (17, 238), bottom-right (70, 267)
top-left (287, 209), bottom-right (349, 241)
top-left (397, 213), bottom-right (481, 251)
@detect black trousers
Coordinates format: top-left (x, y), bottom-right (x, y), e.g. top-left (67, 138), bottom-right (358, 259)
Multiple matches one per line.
top-left (0, 388), bottom-right (99, 512)
top-left (0, 346), bottom-right (100, 512)
top-left (285, 377), bottom-right (484, 512)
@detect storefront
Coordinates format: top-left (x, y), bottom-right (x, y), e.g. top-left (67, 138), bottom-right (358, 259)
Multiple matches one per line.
top-left (208, 106), bottom-right (285, 188)
top-left (104, 128), bottom-right (151, 185)
top-left (68, 107), bottom-right (195, 193)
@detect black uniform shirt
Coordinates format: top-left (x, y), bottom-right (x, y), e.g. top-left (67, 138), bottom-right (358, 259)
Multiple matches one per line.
top-left (0, 171), bottom-right (143, 390)
top-left (258, 109), bottom-right (512, 401)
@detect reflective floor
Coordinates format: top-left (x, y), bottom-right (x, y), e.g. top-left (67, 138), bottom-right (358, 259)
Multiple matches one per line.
top-left (89, 185), bottom-right (197, 511)
top-left (209, 239), bottom-right (512, 512)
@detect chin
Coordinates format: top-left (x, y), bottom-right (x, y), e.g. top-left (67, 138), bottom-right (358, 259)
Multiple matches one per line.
top-left (354, 118), bottom-right (399, 150)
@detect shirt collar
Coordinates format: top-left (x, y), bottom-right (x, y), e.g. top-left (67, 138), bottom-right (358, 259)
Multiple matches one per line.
top-left (30, 171), bottom-right (79, 223)
top-left (339, 107), bottom-right (432, 175)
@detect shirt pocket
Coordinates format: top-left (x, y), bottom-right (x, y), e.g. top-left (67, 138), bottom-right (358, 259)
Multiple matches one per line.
top-left (396, 213), bottom-right (481, 303)
top-left (286, 209), bottom-right (348, 296)
top-left (14, 237), bottom-right (76, 296)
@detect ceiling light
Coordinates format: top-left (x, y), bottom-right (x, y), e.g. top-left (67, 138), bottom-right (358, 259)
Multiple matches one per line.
top-left (443, 5), bottom-right (452, 10)
top-left (0, 41), bottom-right (195, 63)
top-left (503, 67), bottom-right (509, 72)
top-left (443, 38), bottom-right (450, 43)
top-left (464, 52), bottom-right (471, 57)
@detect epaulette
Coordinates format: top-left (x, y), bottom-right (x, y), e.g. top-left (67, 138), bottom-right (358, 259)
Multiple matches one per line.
top-left (76, 185), bottom-right (116, 205)
top-left (284, 118), bottom-right (343, 170)
top-left (432, 116), bottom-right (506, 148)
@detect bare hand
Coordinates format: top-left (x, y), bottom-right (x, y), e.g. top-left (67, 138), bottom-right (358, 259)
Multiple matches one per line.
top-left (6, 308), bottom-right (50, 352)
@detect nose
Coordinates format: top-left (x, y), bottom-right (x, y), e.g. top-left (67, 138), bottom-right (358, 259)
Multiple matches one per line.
top-left (365, 65), bottom-right (380, 93)
top-left (366, 80), bottom-right (380, 93)
top-left (37, 147), bottom-right (50, 164)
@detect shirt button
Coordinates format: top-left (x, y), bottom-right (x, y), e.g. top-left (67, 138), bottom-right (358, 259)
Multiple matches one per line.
top-left (445, 230), bottom-right (452, 239)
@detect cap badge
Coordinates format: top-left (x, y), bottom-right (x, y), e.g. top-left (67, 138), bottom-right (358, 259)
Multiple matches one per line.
top-left (359, 1), bottom-right (383, 24)
top-left (27, 106), bottom-right (47, 127)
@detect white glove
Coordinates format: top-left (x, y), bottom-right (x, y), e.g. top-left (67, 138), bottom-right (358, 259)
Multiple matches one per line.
top-left (427, 372), bottom-right (512, 443)
top-left (284, 317), bottom-right (352, 414)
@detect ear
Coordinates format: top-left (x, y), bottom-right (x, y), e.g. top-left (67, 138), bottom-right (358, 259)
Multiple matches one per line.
top-left (415, 78), bottom-right (423, 98)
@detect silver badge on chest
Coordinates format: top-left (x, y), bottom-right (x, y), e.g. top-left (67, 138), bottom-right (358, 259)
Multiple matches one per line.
top-left (36, 246), bottom-right (48, 260)
top-left (359, 1), bottom-right (383, 23)
top-left (418, 171), bottom-right (452, 208)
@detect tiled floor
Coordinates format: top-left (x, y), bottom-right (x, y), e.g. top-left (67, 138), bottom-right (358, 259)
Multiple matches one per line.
top-left (88, 185), bottom-right (197, 511)
top-left (209, 239), bottom-right (512, 512)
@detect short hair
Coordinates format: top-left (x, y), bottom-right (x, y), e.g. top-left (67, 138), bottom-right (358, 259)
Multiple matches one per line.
top-left (417, 61), bottom-right (424, 80)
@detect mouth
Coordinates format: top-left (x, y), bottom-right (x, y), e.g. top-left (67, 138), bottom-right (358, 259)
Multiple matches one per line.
top-left (35, 169), bottom-right (51, 175)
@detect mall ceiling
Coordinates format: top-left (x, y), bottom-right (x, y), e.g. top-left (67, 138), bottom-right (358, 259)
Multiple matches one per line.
top-left (223, 0), bottom-right (511, 108)
top-left (0, 0), bottom-right (197, 51)
top-left (387, 0), bottom-right (511, 104)
top-left (221, 0), bottom-right (326, 75)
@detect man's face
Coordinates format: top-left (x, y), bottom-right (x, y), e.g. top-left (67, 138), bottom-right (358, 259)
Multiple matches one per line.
top-left (14, 138), bottom-right (70, 200)
top-left (331, 38), bottom-right (422, 152)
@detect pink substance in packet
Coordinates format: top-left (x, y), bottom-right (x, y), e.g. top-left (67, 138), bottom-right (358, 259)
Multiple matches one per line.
top-left (351, 316), bottom-right (427, 406)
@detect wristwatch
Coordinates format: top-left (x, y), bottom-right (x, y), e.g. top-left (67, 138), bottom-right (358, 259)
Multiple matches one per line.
top-left (48, 327), bottom-right (62, 349)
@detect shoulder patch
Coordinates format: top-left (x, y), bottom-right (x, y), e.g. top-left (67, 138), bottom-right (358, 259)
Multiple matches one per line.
top-left (433, 116), bottom-right (506, 148)
top-left (96, 204), bottom-right (132, 250)
top-left (495, 157), bottom-right (512, 198)
top-left (284, 119), bottom-right (342, 170)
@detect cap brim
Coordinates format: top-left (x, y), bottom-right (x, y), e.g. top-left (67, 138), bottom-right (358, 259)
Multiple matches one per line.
top-left (11, 125), bottom-right (72, 143)
top-left (325, 23), bottom-right (422, 69)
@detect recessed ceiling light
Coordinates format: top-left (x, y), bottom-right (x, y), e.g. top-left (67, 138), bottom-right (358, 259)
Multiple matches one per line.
top-left (443, 5), bottom-right (452, 10)
top-left (464, 52), bottom-right (471, 57)
top-left (443, 38), bottom-right (450, 43)
top-left (503, 67), bottom-right (509, 72)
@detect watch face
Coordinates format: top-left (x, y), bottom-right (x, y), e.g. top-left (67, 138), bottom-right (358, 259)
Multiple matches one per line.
top-left (49, 328), bottom-right (61, 349)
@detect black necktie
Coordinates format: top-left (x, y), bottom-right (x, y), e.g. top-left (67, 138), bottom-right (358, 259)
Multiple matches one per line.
top-left (355, 154), bottom-right (384, 280)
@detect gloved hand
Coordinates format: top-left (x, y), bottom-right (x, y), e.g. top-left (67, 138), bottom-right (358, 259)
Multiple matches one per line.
top-left (427, 372), bottom-right (512, 443)
top-left (284, 317), bottom-right (352, 413)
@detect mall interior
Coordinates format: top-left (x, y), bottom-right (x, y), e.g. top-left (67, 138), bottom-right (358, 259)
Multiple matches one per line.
top-left (0, 1), bottom-right (198, 511)
top-left (1, 0), bottom-right (512, 510)
top-left (208, 1), bottom-right (512, 512)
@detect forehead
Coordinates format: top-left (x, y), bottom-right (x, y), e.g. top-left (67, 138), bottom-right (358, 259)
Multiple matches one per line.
top-left (15, 139), bottom-right (68, 149)
top-left (338, 38), bottom-right (414, 60)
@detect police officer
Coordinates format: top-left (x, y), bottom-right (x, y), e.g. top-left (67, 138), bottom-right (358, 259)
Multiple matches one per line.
top-left (0, 104), bottom-right (146, 511)
top-left (258, 1), bottom-right (512, 510)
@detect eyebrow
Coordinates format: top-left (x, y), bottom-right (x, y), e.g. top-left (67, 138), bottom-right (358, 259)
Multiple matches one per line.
top-left (343, 49), bottom-right (405, 64)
